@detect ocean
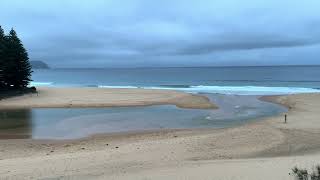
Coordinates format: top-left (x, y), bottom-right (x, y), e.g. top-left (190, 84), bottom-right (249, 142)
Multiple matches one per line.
top-left (31, 66), bottom-right (320, 95)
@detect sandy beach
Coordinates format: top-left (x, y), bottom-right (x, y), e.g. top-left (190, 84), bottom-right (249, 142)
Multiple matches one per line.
top-left (0, 88), bottom-right (320, 179)
top-left (0, 87), bottom-right (217, 109)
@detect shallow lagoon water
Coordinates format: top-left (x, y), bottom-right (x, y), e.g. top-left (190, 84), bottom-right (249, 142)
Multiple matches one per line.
top-left (0, 94), bottom-right (287, 139)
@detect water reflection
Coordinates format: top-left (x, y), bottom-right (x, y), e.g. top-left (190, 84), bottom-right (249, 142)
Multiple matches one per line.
top-left (0, 94), bottom-right (287, 140)
top-left (0, 109), bottom-right (32, 139)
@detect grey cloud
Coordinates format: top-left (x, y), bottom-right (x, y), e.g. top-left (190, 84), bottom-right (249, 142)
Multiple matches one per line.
top-left (174, 34), bottom-right (320, 55)
top-left (1, 0), bottom-right (320, 67)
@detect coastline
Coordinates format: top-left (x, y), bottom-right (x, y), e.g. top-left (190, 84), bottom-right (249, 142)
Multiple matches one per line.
top-left (0, 89), bottom-right (320, 179)
top-left (0, 87), bottom-right (217, 109)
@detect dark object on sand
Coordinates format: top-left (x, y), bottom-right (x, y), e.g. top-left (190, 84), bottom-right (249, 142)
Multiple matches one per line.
top-left (285, 114), bottom-right (287, 123)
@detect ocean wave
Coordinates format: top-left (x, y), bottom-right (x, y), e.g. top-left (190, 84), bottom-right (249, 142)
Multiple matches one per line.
top-left (158, 85), bottom-right (192, 88)
top-left (98, 85), bottom-right (140, 89)
top-left (30, 82), bottom-right (54, 86)
top-left (99, 85), bottom-right (320, 95)
top-left (149, 85), bottom-right (320, 95)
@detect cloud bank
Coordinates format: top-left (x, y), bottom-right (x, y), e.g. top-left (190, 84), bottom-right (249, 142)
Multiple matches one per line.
top-left (1, 0), bottom-right (320, 67)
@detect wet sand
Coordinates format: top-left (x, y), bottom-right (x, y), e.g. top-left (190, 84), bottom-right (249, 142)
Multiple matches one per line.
top-left (0, 91), bottom-right (320, 179)
top-left (0, 87), bottom-right (217, 109)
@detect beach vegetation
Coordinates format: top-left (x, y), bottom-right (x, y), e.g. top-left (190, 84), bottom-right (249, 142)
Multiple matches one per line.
top-left (0, 26), bottom-right (5, 88)
top-left (292, 166), bottom-right (320, 180)
top-left (0, 25), bottom-right (33, 90)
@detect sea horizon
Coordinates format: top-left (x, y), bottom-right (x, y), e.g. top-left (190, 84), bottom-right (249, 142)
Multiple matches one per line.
top-left (45, 64), bottom-right (320, 70)
top-left (31, 65), bottom-right (320, 95)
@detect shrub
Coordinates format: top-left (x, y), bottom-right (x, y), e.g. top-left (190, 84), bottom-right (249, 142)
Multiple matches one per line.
top-left (292, 165), bottom-right (320, 180)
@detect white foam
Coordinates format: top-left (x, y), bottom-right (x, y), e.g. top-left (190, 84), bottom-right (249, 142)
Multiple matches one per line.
top-left (147, 85), bottom-right (320, 95)
top-left (40, 84), bottom-right (320, 95)
top-left (30, 82), bottom-right (54, 86)
top-left (98, 85), bottom-right (140, 89)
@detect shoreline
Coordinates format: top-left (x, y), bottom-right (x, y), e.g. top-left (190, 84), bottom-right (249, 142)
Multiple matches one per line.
top-left (0, 89), bottom-right (320, 179)
top-left (0, 87), bottom-right (217, 109)
top-left (0, 90), bottom-right (285, 140)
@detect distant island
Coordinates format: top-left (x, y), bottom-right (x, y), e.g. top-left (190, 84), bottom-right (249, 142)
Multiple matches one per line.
top-left (30, 61), bottom-right (50, 69)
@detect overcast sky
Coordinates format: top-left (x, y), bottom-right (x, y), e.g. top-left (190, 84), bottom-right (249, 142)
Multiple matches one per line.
top-left (1, 0), bottom-right (320, 68)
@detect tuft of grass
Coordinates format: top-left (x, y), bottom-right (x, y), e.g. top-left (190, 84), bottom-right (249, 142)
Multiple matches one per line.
top-left (292, 165), bottom-right (320, 180)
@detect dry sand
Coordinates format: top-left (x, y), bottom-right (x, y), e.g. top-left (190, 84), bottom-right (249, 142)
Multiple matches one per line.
top-left (0, 87), bottom-right (216, 109)
top-left (0, 90), bottom-right (320, 180)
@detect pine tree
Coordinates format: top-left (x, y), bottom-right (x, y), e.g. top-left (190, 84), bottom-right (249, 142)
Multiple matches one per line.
top-left (4, 29), bottom-right (32, 88)
top-left (0, 26), bottom-right (5, 88)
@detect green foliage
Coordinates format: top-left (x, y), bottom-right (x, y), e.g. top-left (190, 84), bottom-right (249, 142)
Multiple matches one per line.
top-left (292, 166), bottom-right (320, 180)
top-left (0, 26), bottom-right (32, 89)
top-left (0, 26), bottom-right (5, 87)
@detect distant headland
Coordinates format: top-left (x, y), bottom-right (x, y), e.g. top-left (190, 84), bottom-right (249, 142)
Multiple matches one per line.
top-left (30, 61), bottom-right (49, 69)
